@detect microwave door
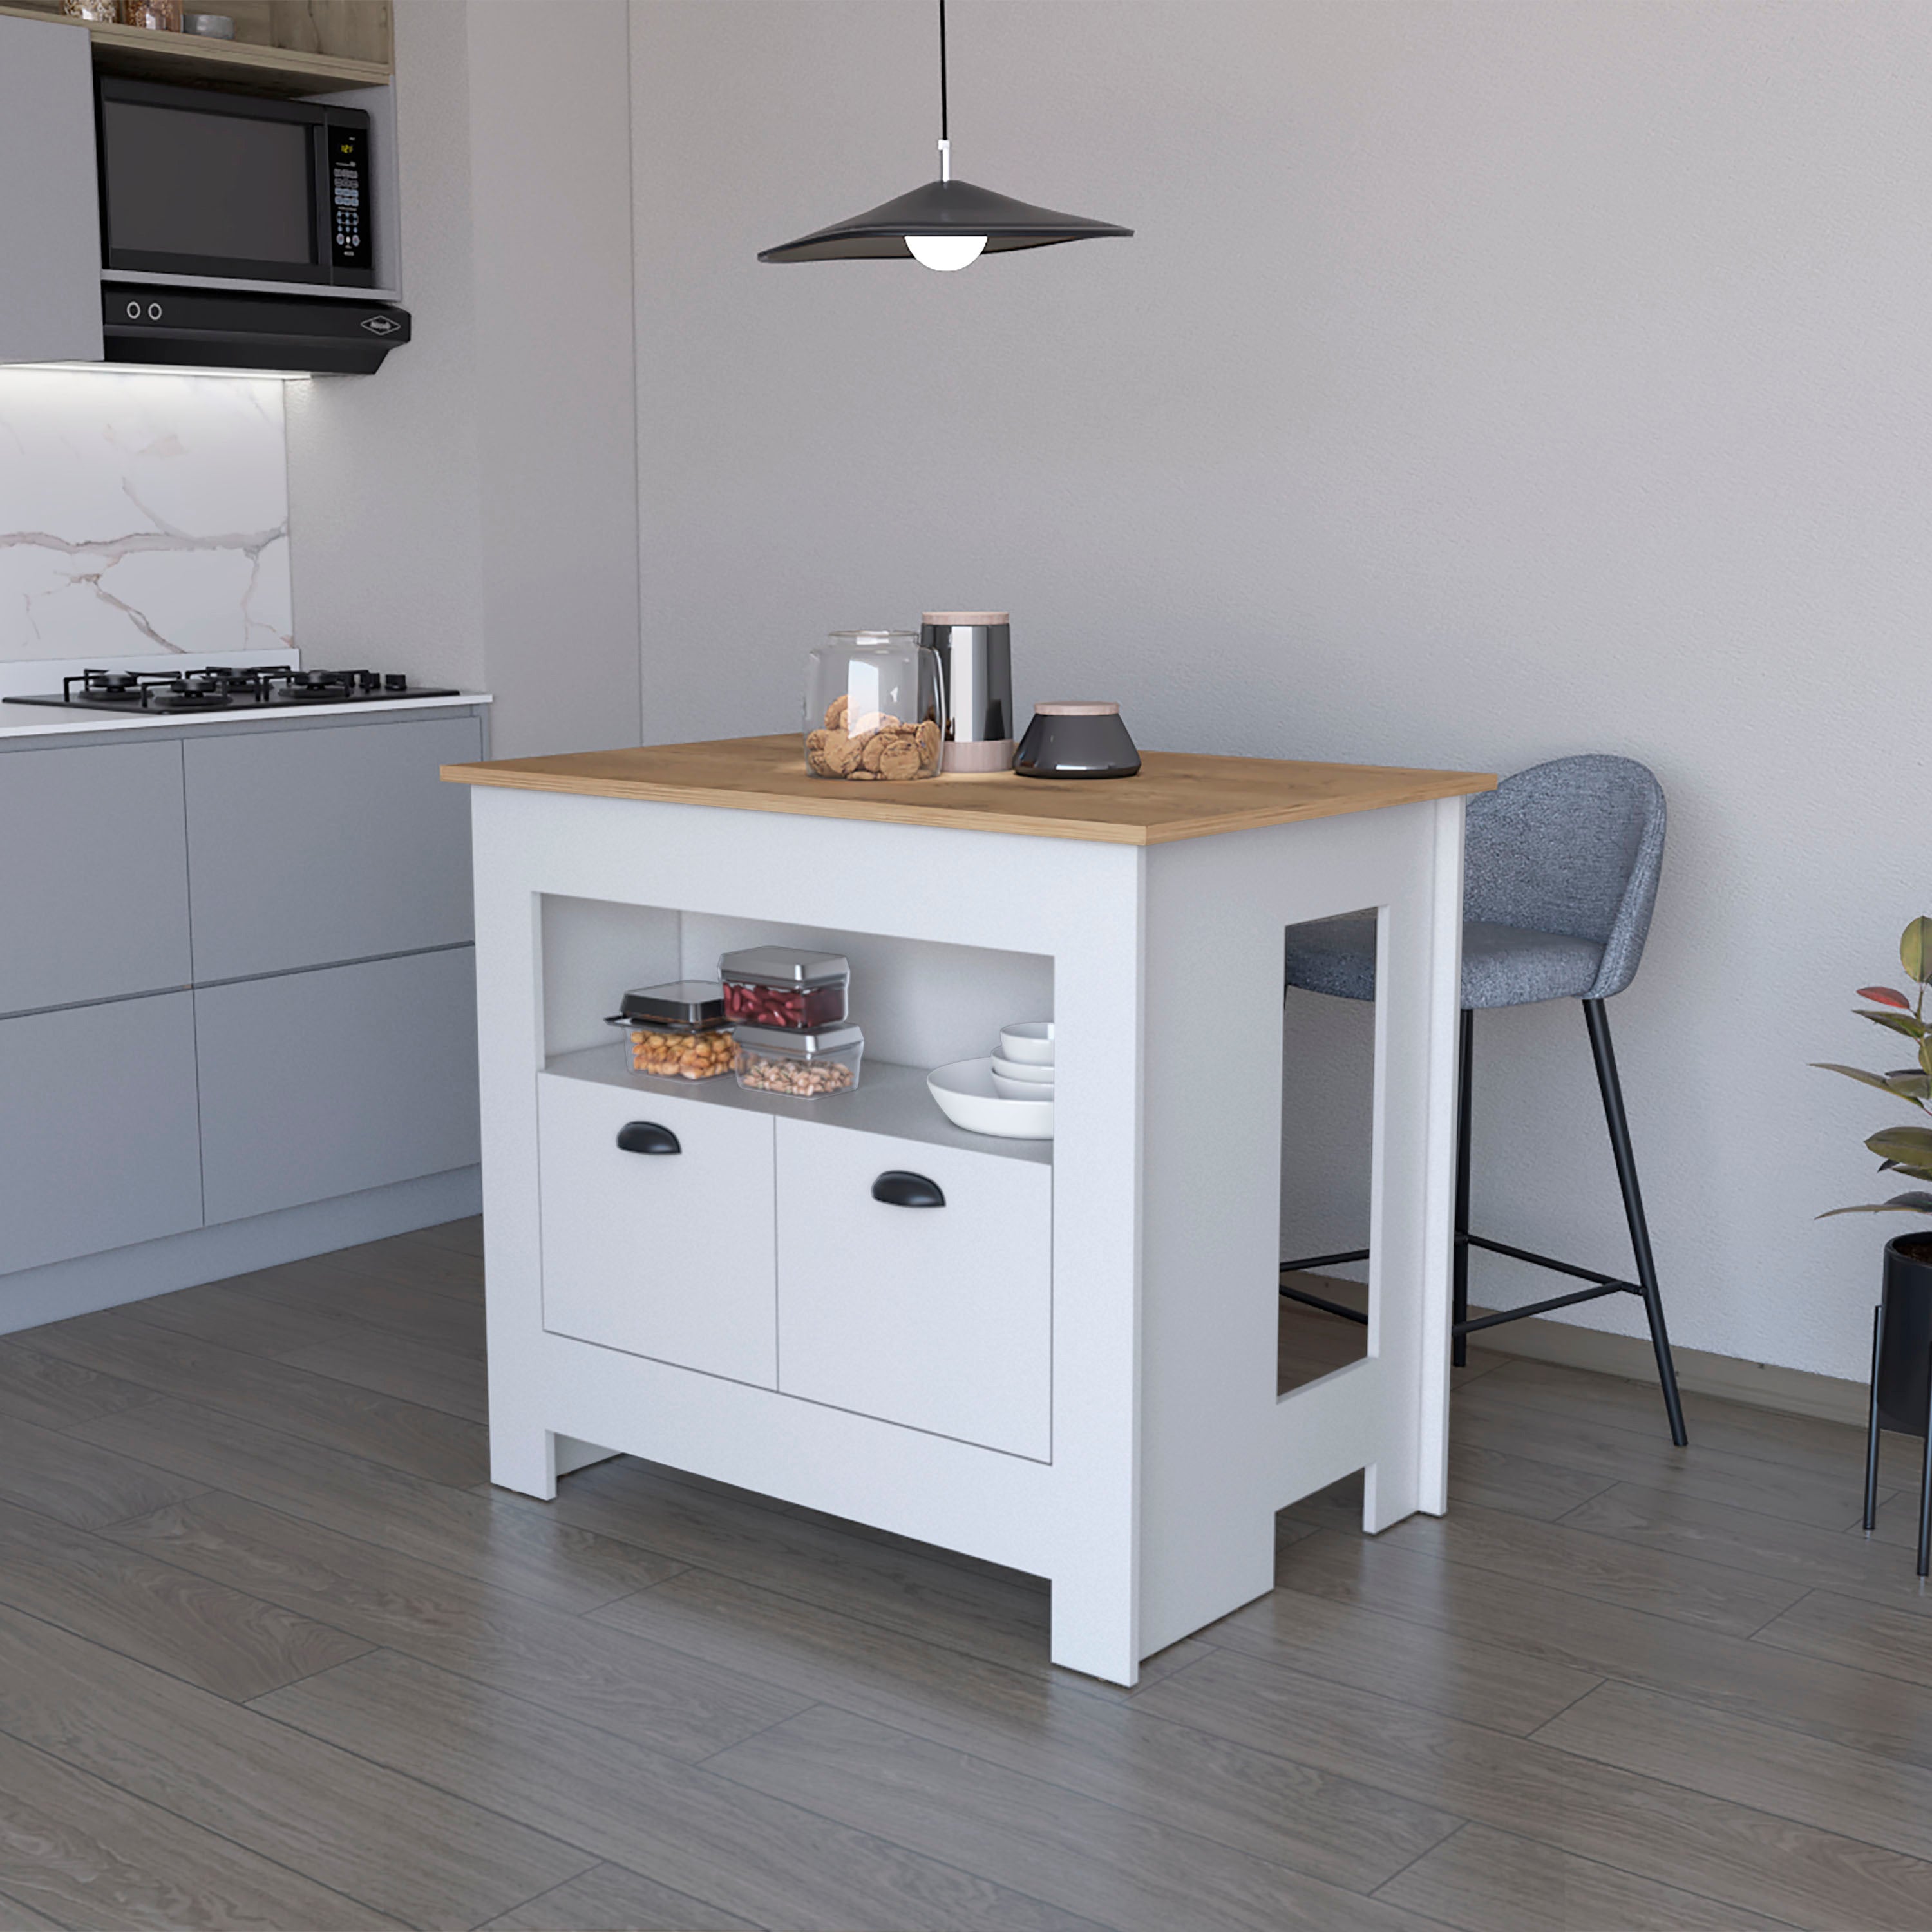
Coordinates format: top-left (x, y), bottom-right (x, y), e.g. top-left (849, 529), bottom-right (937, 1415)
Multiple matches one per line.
top-left (95, 80), bottom-right (371, 290)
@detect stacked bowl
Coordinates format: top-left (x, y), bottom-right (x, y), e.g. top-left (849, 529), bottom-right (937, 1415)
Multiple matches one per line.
top-left (927, 1021), bottom-right (1055, 1140)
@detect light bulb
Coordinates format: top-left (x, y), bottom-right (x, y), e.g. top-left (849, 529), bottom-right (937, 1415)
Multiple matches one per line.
top-left (907, 234), bottom-right (987, 272)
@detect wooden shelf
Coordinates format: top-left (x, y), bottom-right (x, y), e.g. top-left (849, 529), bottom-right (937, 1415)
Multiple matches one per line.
top-left (0, 5), bottom-right (390, 95)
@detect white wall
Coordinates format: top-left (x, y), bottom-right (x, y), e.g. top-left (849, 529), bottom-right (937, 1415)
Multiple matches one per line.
top-left (289, 0), bottom-right (641, 757)
top-left (629, 1), bottom-right (1932, 1381)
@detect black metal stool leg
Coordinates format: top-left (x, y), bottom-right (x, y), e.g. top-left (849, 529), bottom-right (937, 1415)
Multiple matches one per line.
top-left (1584, 999), bottom-right (1689, 1447)
top-left (1452, 1009), bottom-right (1473, 1368)
top-left (1866, 1303), bottom-right (1886, 1534)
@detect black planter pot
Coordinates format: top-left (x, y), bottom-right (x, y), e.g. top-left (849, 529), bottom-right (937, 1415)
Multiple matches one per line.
top-left (1864, 1234), bottom-right (1932, 1574)
top-left (1877, 1236), bottom-right (1932, 1432)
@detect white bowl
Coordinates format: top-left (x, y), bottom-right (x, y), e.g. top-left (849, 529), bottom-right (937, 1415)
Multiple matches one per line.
top-left (928, 1058), bottom-right (1054, 1139)
top-left (998, 1021), bottom-right (1056, 1066)
top-left (990, 1066), bottom-right (1056, 1101)
top-left (990, 1054), bottom-right (1055, 1085)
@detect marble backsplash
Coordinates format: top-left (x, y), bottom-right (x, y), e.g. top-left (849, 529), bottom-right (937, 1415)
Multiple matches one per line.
top-left (0, 368), bottom-right (292, 663)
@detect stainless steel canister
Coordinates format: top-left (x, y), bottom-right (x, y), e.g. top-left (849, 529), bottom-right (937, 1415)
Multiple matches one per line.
top-left (921, 612), bottom-right (1015, 773)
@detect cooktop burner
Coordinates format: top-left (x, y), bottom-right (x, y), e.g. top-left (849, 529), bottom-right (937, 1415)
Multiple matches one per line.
top-left (5, 665), bottom-right (462, 716)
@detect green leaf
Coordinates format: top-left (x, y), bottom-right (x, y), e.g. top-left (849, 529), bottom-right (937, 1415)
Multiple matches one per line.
top-left (1861, 1009), bottom-right (1927, 1040)
top-left (1814, 1061), bottom-right (1895, 1092)
top-left (1820, 1191), bottom-right (1932, 1217)
top-left (1902, 917), bottom-right (1932, 984)
top-left (1861, 986), bottom-right (1913, 1010)
top-left (1866, 1125), bottom-right (1932, 1166)
top-left (1889, 1069), bottom-right (1932, 1102)
top-left (1879, 1162), bottom-right (1932, 1182)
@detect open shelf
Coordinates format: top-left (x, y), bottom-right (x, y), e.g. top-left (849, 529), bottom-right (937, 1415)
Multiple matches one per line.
top-left (1, 3), bottom-right (391, 95)
top-left (545, 1044), bottom-right (1054, 1170)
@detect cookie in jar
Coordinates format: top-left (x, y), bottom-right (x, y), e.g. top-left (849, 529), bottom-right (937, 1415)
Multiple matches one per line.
top-left (804, 630), bottom-right (943, 781)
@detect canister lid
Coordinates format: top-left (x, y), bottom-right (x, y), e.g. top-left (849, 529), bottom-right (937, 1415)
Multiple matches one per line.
top-left (616, 980), bottom-right (730, 1027)
top-left (732, 1021), bottom-right (864, 1054)
top-left (922, 611), bottom-right (1010, 624)
top-left (718, 947), bottom-right (850, 987)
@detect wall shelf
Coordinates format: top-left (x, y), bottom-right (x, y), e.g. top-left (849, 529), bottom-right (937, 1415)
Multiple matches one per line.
top-left (0, 4), bottom-right (390, 96)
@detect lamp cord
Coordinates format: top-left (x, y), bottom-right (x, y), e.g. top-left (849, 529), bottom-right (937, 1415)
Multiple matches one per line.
top-left (939, 0), bottom-right (949, 140)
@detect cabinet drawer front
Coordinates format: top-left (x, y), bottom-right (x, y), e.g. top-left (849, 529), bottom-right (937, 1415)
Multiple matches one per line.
top-left (0, 992), bottom-right (202, 1276)
top-left (776, 1123), bottom-right (1051, 1459)
top-left (0, 742), bottom-right (190, 1017)
top-left (538, 1075), bottom-right (777, 1388)
top-left (185, 715), bottom-right (482, 981)
top-left (197, 948), bottom-right (481, 1225)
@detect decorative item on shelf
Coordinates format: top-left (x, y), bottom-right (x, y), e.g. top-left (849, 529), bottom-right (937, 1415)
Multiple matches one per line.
top-left (605, 981), bottom-right (736, 1081)
top-left (62, 1), bottom-right (120, 22)
top-left (719, 948), bottom-right (851, 1030)
top-left (1013, 702), bottom-right (1141, 781)
top-left (804, 630), bottom-right (943, 781)
top-left (759, 0), bottom-right (1132, 270)
top-left (1815, 914), bottom-right (1932, 1574)
top-left (928, 1017), bottom-right (1054, 1137)
top-left (734, 1021), bottom-right (865, 1097)
top-left (923, 612), bottom-right (1015, 773)
top-left (121, 0), bottom-right (182, 29)
top-left (182, 11), bottom-right (236, 36)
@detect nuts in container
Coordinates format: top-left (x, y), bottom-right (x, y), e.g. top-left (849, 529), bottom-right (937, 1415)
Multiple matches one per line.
top-left (733, 1022), bottom-right (864, 1097)
top-left (804, 630), bottom-right (943, 781)
top-left (606, 981), bottom-right (735, 1081)
top-left (719, 947), bottom-right (850, 1030)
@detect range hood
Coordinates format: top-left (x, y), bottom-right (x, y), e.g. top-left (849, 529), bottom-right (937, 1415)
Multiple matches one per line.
top-left (102, 283), bottom-right (410, 376)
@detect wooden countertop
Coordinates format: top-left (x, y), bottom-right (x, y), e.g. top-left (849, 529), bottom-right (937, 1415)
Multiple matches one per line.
top-left (442, 734), bottom-right (1495, 847)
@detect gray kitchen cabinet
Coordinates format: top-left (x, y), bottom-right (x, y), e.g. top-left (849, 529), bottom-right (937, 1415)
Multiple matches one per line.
top-left (196, 945), bottom-right (480, 1226)
top-left (0, 992), bottom-right (202, 1274)
top-left (0, 16), bottom-right (104, 366)
top-left (185, 715), bottom-right (484, 981)
top-left (0, 740), bottom-right (192, 1018)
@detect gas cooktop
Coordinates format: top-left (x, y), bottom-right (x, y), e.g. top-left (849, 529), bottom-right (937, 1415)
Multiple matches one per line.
top-left (5, 665), bottom-right (462, 715)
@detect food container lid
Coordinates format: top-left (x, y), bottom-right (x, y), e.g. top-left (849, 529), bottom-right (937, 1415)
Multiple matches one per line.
top-left (718, 947), bottom-right (850, 989)
top-left (732, 1021), bottom-right (864, 1054)
top-left (615, 980), bottom-right (730, 1027)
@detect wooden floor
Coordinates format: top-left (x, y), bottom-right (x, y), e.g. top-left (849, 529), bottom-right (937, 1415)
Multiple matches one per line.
top-left (0, 1227), bottom-right (1924, 1929)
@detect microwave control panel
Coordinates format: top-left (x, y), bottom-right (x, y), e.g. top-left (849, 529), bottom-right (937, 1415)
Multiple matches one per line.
top-left (327, 123), bottom-right (370, 277)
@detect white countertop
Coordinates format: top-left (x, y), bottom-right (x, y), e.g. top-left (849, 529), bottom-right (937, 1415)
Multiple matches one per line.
top-left (0, 692), bottom-right (491, 741)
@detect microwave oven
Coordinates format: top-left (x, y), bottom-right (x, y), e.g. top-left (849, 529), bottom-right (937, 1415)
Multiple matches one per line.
top-left (97, 77), bottom-right (375, 290)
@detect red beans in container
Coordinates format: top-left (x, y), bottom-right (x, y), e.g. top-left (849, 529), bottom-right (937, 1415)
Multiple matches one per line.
top-left (717, 947), bottom-right (850, 1031)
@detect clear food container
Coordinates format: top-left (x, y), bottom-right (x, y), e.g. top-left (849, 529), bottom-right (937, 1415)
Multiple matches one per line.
top-left (606, 981), bottom-right (736, 1081)
top-left (804, 630), bottom-right (943, 781)
top-left (719, 947), bottom-right (851, 1030)
top-left (733, 1022), bottom-right (864, 1097)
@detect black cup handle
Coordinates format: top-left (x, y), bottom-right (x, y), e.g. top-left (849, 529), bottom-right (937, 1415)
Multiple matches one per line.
top-left (616, 1121), bottom-right (681, 1156)
top-left (872, 1170), bottom-right (945, 1208)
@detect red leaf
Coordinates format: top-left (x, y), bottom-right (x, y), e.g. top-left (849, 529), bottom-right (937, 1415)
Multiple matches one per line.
top-left (1860, 987), bottom-right (1912, 1010)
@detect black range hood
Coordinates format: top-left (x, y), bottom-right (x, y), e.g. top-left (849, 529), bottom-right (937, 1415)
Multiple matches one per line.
top-left (102, 283), bottom-right (410, 375)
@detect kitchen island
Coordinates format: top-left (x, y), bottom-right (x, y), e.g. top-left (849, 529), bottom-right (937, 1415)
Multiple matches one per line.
top-left (445, 734), bottom-right (1493, 1684)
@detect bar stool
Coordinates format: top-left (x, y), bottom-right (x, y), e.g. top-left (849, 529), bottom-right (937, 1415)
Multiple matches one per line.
top-left (1279, 753), bottom-right (1688, 1445)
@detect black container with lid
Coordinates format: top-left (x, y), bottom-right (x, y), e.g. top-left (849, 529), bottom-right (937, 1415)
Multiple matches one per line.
top-left (615, 980), bottom-right (730, 1027)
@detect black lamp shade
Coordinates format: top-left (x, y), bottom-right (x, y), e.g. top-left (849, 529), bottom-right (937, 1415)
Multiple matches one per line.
top-left (759, 176), bottom-right (1132, 263)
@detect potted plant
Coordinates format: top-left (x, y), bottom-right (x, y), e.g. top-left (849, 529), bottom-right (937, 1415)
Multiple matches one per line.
top-left (1817, 915), bottom-right (1932, 1559)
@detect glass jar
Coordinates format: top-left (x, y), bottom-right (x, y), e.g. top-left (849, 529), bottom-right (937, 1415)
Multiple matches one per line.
top-left (121, 0), bottom-right (182, 28)
top-left (62, 1), bottom-right (121, 22)
top-left (607, 981), bottom-right (735, 1081)
top-left (804, 630), bottom-right (942, 781)
top-left (719, 947), bottom-right (850, 1030)
top-left (733, 1022), bottom-right (864, 1097)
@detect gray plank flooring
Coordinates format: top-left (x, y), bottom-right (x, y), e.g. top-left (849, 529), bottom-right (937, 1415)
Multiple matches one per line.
top-left (0, 1223), bottom-right (1922, 1927)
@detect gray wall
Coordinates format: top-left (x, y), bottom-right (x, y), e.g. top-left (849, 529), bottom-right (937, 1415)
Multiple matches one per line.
top-left (630, 1), bottom-right (1932, 1383)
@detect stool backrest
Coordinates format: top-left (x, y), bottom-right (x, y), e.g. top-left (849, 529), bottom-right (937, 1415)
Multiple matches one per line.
top-left (1465, 754), bottom-right (1666, 1000)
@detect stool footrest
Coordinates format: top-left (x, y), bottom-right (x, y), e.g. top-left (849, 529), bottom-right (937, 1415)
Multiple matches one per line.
top-left (1456, 1278), bottom-right (1637, 1334)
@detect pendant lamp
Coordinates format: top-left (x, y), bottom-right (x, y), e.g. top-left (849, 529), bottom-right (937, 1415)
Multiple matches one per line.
top-left (759, 0), bottom-right (1132, 270)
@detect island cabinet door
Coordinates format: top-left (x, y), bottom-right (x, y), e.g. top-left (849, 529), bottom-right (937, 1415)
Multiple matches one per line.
top-left (536, 1074), bottom-right (777, 1388)
top-left (774, 1123), bottom-right (1052, 1461)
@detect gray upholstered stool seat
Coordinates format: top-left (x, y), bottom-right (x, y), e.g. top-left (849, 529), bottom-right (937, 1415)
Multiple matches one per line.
top-left (1280, 752), bottom-right (1687, 1444)
top-left (1282, 915), bottom-right (1606, 1009)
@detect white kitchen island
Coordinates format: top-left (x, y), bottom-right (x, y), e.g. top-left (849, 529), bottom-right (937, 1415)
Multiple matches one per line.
top-left (446, 734), bottom-right (1493, 1685)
